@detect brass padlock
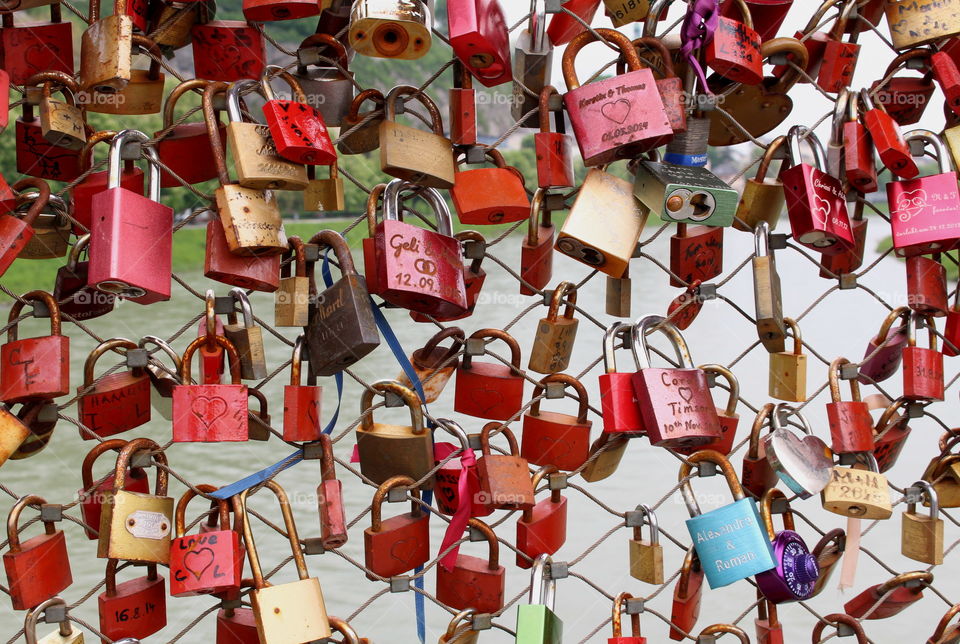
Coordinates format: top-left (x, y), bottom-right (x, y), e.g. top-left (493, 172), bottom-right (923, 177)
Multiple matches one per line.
top-left (275, 236), bottom-right (310, 327)
top-left (768, 318), bottom-right (806, 402)
top-left (580, 432), bottom-right (628, 483)
top-left (902, 480), bottom-right (944, 565)
top-left (24, 597), bottom-right (84, 644)
top-left (822, 453), bottom-right (892, 519)
top-left (884, 0), bottom-right (960, 49)
top-left (735, 135), bottom-right (786, 231)
top-left (222, 288), bottom-right (267, 380)
top-left (33, 72), bottom-right (86, 150)
top-left (753, 221), bottom-right (786, 353)
top-left (628, 504), bottom-right (664, 584)
top-left (16, 188), bottom-right (70, 261)
top-left (606, 266), bottom-right (632, 318)
top-left (304, 160), bottom-right (346, 212)
top-left (439, 608), bottom-right (481, 643)
top-left (79, 0), bottom-right (133, 93)
top-left (379, 85), bottom-right (455, 188)
top-left (88, 34), bottom-right (165, 116)
top-left (529, 281), bottom-right (579, 374)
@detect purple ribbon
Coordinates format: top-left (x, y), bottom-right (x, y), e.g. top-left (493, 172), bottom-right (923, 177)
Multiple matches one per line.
top-left (680, 0), bottom-right (720, 94)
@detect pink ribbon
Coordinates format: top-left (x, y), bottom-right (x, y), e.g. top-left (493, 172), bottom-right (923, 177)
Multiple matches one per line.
top-left (437, 443), bottom-right (477, 572)
top-left (680, 0), bottom-right (720, 94)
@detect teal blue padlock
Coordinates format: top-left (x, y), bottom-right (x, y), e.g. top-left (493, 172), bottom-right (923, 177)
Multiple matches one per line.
top-left (680, 450), bottom-right (776, 589)
top-left (515, 554), bottom-right (562, 644)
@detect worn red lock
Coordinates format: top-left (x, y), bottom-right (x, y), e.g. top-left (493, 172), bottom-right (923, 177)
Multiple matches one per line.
top-left (609, 591), bottom-right (646, 644)
top-left (3, 494), bottom-right (71, 610)
top-left (677, 364), bottom-right (740, 456)
top-left (843, 94), bottom-right (878, 194)
top-left (861, 89), bottom-right (918, 179)
top-left (436, 518), bottom-right (505, 614)
top-left (411, 231), bottom-right (487, 323)
top-left (242, 0), bottom-right (317, 21)
top-left (477, 423), bottom-right (536, 511)
top-left (283, 335), bottom-right (322, 442)
top-left (260, 65), bottom-right (335, 166)
top-left (535, 87), bottom-right (575, 189)
top-left (516, 466), bottom-right (567, 569)
top-left (670, 224), bottom-right (724, 287)
top-left (450, 63), bottom-right (477, 146)
top-left (626, 37), bottom-right (687, 133)
top-left (170, 486), bottom-right (242, 597)
top-left (521, 373), bottom-right (593, 472)
top-left (0, 290), bottom-right (69, 403)
top-left (820, 200), bottom-right (868, 278)
top-left (903, 313), bottom-right (944, 402)
top-left (844, 571), bottom-right (932, 619)
top-left (547, 0), bottom-right (601, 46)
top-left (599, 321), bottom-right (644, 436)
top-left (191, 21), bottom-right (266, 82)
top-left (15, 82), bottom-right (82, 183)
top-left (859, 307), bottom-right (910, 385)
top-left (872, 398), bottom-right (912, 473)
top-left (364, 475), bottom-right (430, 579)
top-left (55, 235), bottom-right (118, 322)
top-left (156, 78), bottom-right (227, 187)
top-left (447, 0), bottom-right (512, 87)
top-left (906, 254), bottom-right (948, 317)
top-left (0, 178), bottom-right (48, 277)
top-left (825, 357), bottom-right (874, 453)
top-left (434, 419), bottom-right (491, 518)
top-left (98, 559), bottom-right (167, 640)
top-left (173, 335), bottom-right (249, 442)
top-left (451, 150), bottom-right (530, 225)
top-left (817, 1), bottom-right (859, 93)
top-left (78, 338), bottom-right (151, 439)
top-left (869, 50), bottom-right (935, 126)
top-left (454, 328), bottom-right (525, 421)
top-left (670, 548), bottom-right (704, 641)
top-left (79, 439), bottom-right (149, 541)
top-left (520, 189), bottom-right (554, 296)
top-left (217, 602), bottom-right (259, 644)
top-left (205, 217), bottom-right (282, 293)
top-left (706, 0), bottom-right (763, 85)
top-left (0, 6), bottom-right (73, 86)
top-left (316, 434), bottom-right (347, 550)
top-left (742, 404), bottom-right (779, 499)
top-left (932, 50), bottom-right (960, 116)
top-left (70, 130), bottom-right (145, 234)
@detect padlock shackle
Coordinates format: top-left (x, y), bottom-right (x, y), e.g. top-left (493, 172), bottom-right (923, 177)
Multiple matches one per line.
top-left (139, 335), bottom-right (182, 380)
top-left (828, 356), bottom-right (861, 403)
top-left (366, 182), bottom-right (388, 236)
top-left (527, 188), bottom-right (552, 248)
top-left (112, 437), bottom-right (168, 496)
top-left (319, 433), bottom-right (337, 482)
top-left (603, 321), bottom-right (637, 374)
top-left (903, 128), bottom-right (950, 172)
top-left (290, 334), bottom-right (307, 386)
top-left (642, 0), bottom-right (673, 37)
top-left (259, 64), bottom-right (308, 104)
top-left (529, 372), bottom-right (590, 423)
top-left (562, 28), bottom-right (641, 91)
top-left (755, 137), bottom-right (787, 184)
top-left (383, 85), bottom-right (444, 135)
top-left (7, 289), bottom-right (61, 343)
top-left (786, 125), bottom-right (827, 171)
top-left (538, 85), bottom-right (564, 135)
top-left (247, 388), bottom-right (269, 425)
top-left (783, 317), bottom-right (803, 355)
top-left (182, 334), bottom-right (243, 385)
top-left (107, 129), bottom-right (160, 202)
top-left (528, 554), bottom-right (556, 608)
top-left (831, 89), bottom-right (850, 146)
top-left (81, 438), bottom-right (133, 491)
top-left (527, 0), bottom-right (548, 52)
top-left (413, 327), bottom-right (464, 371)
top-left (24, 597), bottom-right (72, 643)
top-left (906, 479), bottom-right (940, 518)
top-left (679, 450), bottom-right (745, 517)
top-left (83, 337), bottom-right (139, 386)
top-left (297, 32), bottom-right (350, 75)
top-left (103, 558), bottom-right (159, 596)
top-left (9, 179), bottom-right (50, 229)
top-left (874, 306), bottom-right (910, 342)
top-left (479, 422), bottom-right (521, 458)
top-left (6, 495), bottom-right (52, 552)
top-left (930, 603), bottom-right (960, 642)
top-left (382, 178), bottom-right (454, 235)
top-left (443, 609), bottom-right (477, 640)
top-left (525, 465), bottom-right (562, 521)
top-left (26, 70), bottom-right (79, 104)
top-left (240, 479), bottom-right (310, 588)
top-left (328, 616), bottom-right (362, 644)
top-left (369, 475), bottom-right (421, 531)
top-left (131, 34), bottom-right (162, 80)
top-left (760, 488), bottom-right (795, 539)
top-left (762, 36), bottom-right (810, 95)
top-left (203, 81), bottom-right (233, 186)
top-left (345, 88), bottom-right (385, 123)
top-left (827, 0), bottom-right (857, 39)
top-left (66, 234), bottom-right (92, 271)
top-left (359, 379), bottom-right (426, 435)
top-left (436, 417), bottom-right (470, 451)
top-left (907, 311), bottom-right (938, 350)
top-left (467, 518), bottom-right (500, 570)
top-left (883, 47), bottom-right (933, 78)
top-left (284, 236), bottom-right (308, 280)
top-left (699, 364), bottom-right (739, 416)
top-left (938, 427), bottom-right (960, 455)
top-left (698, 624), bottom-right (749, 642)
top-left (677, 546), bottom-right (702, 596)
top-left (309, 229), bottom-right (360, 278)
top-left (630, 503), bottom-right (659, 545)
top-left (772, 403), bottom-right (814, 437)
top-left (748, 402), bottom-right (775, 458)
top-left (630, 314), bottom-right (695, 371)
top-left (226, 79), bottom-right (267, 124)
top-left (80, 129), bottom-right (119, 172)
top-left (611, 591), bottom-right (641, 637)
top-left (546, 281), bottom-right (577, 320)
top-left (875, 570), bottom-right (934, 595)
top-left (461, 328), bottom-right (523, 371)
top-left (203, 289), bottom-right (218, 350)
top-left (163, 78), bottom-right (213, 129)
top-left (174, 483), bottom-right (229, 537)
top-left (628, 36), bottom-right (678, 81)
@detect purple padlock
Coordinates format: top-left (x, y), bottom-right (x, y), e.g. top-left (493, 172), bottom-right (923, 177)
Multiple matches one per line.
top-left (755, 489), bottom-right (819, 604)
top-left (859, 307), bottom-right (910, 385)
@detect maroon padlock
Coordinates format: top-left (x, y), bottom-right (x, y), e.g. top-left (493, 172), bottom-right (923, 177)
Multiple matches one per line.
top-left (516, 466), bottom-right (567, 569)
top-left (843, 94), bottom-right (878, 194)
top-left (670, 548), bottom-right (704, 641)
top-left (450, 63), bottom-right (477, 147)
top-left (15, 73), bottom-right (82, 182)
top-left (156, 78), bottom-right (226, 188)
top-left (869, 49), bottom-right (935, 126)
top-left (204, 217), bottom-right (281, 293)
top-left (435, 518), bottom-right (505, 614)
top-left (676, 364), bottom-right (740, 456)
top-left (54, 235), bottom-right (116, 323)
top-left (79, 440), bottom-right (149, 541)
top-left (816, 1), bottom-right (860, 93)
top-left (283, 335), bottom-right (322, 442)
top-left (521, 373), bottom-right (593, 472)
top-left (903, 313), bottom-right (944, 402)
top-left (932, 50), bottom-right (960, 116)
top-left (364, 475), bottom-right (430, 579)
top-left (825, 357), bottom-right (874, 454)
top-left (859, 307), bottom-right (910, 385)
top-left (819, 200), bottom-right (868, 278)
top-left (0, 290), bottom-right (69, 403)
top-left (861, 88), bottom-right (918, 179)
top-left (535, 87), bottom-right (575, 189)
top-left (434, 419), bottom-right (491, 518)
top-left (945, 287), bottom-right (960, 356)
top-left (317, 434), bottom-right (347, 550)
top-left (3, 494), bottom-right (71, 610)
top-left (906, 254), bottom-right (948, 317)
top-left (872, 397), bottom-right (912, 473)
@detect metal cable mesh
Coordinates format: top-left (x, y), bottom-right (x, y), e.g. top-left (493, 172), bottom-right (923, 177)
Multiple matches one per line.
top-left (0, 3), bottom-right (958, 643)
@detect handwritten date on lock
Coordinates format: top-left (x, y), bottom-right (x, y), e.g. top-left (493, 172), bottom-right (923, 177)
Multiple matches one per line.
top-left (387, 233), bottom-right (463, 302)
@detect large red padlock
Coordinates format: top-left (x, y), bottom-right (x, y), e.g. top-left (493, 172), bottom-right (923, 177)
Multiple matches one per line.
top-left (242, 0), bottom-right (318, 21)
top-left (0, 290), bottom-right (69, 403)
top-left (156, 78), bottom-right (227, 187)
top-left (547, 0), bottom-right (601, 46)
top-left (169, 486), bottom-right (242, 597)
top-left (816, 1), bottom-right (859, 93)
top-left (861, 88), bottom-right (918, 178)
top-left (562, 28), bottom-right (672, 166)
top-left (706, 0), bottom-right (763, 85)
top-left (676, 364), bottom-right (740, 456)
top-left (825, 357), bottom-right (874, 453)
top-left (669, 224), bottom-right (724, 287)
top-left (516, 466), bottom-right (567, 569)
top-left (436, 519), bottom-right (506, 614)
top-left (70, 129), bottom-right (145, 235)
top-left (79, 439), bottom-right (149, 541)
top-left (261, 65), bottom-right (335, 165)
top-left (520, 189), bottom-right (555, 296)
top-left (77, 338), bottom-right (151, 440)
top-left (741, 404), bottom-right (779, 499)
top-left (172, 335), bottom-right (249, 442)
top-left (609, 591), bottom-right (646, 643)
top-left (98, 559), bottom-right (167, 640)
top-left (859, 307), bottom-right (910, 385)
top-left (363, 475), bottom-right (430, 579)
top-left (433, 419), bottom-right (491, 518)
top-left (451, 150), bottom-right (530, 225)
top-left (204, 217), bottom-right (282, 293)
top-left (903, 313), bottom-right (944, 402)
top-left (535, 87), bottom-right (575, 189)
top-left (3, 494), bottom-right (71, 610)
top-left (844, 571), bottom-right (932, 619)
top-left (454, 328), bottom-right (525, 421)
top-left (317, 434), bottom-right (347, 550)
top-left (599, 321), bottom-right (644, 436)
top-left (447, 0), bottom-right (512, 87)
top-left (191, 21), bottom-right (266, 82)
top-left (411, 231), bottom-right (487, 323)
top-left (283, 335), bottom-right (322, 442)
top-left (906, 254), bottom-right (948, 317)
top-left (670, 548), bottom-right (704, 641)
top-left (0, 178), bottom-right (48, 277)
top-left (521, 373), bottom-right (592, 472)
top-left (0, 6), bottom-right (73, 86)
top-left (872, 398), bottom-right (912, 473)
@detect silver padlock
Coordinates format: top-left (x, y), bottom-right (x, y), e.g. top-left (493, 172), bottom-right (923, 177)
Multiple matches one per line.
top-left (294, 34), bottom-right (356, 127)
top-left (761, 404), bottom-right (833, 499)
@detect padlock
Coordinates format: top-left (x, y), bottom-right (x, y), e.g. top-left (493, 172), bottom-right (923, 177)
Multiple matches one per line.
top-left (455, 329), bottom-right (526, 420)
top-left (23, 597), bottom-right (83, 644)
top-left (903, 312), bottom-right (944, 401)
top-left (735, 136), bottom-right (786, 231)
top-left (97, 438), bottom-right (174, 563)
top-left (155, 79), bottom-right (225, 187)
top-left (78, 339), bottom-right (151, 439)
top-left (599, 321), bottom-right (644, 436)
top-left (448, 0), bottom-right (511, 87)
top-left (172, 335), bottom-right (249, 442)
top-left (947, 283), bottom-right (960, 356)
top-left (317, 433), bottom-right (347, 550)
top-left (515, 554), bottom-right (563, 643)
top-left (522, 373), bottom-right (592, 471)
top-left (139, 336), bottom-right (180, 422)
top-left (754, 594), bottom-right (783, 644)
top-left (623, 37), bottom-right (687, 133)
top-left (535, 87), bottom-right (574, 188)
top-left (888, 130), bottom-right (960, 256)
top-left (562, 28), bottom-right (672, 166)
top-left (329, 616), bottom-right (368, 644)
top-left (379, 86), bottom-right (455, 188)
top-left (633, 158), bottom-right (739, 227)
top-left (669, 223), bottom-right (724, 288)
top-left (843, 92), bottom-right (879, 193)
top-left (242, 389), bottom-right (270, 442)
top-left (529, 283), bottom-right (579, 374)
top-left (225, 80), bottom-right (309, 191)
top-left (669, 548), bottom-right (704, 641)
top-left (240, 480), bottom-right (331, 640)
top-left (356, 380), bottom-right (434, 488)
top-left (929, 604), bottom-right (960, 644)
top-left (191, 21), bottom-right (266, 82)
top-left (437, 518), bottom-right (506, 613)
top-left (934, 49), bottom-right (960, 116)
top-left (681, 450), bottom-right (777, 588)
top-left (902, 480), bottom-right (944, 565)
top-left (666, 280), bottom-right (705, 331)
top-left (0, 179), bottom-right (48, 276)
top-left (448, 61), bottom-right (478, 146)
top-left (923, 450), bottom-right (960, 509)
top-left (809, 528), bottom-right (845, 598)
top-left (826, 356), bottom-right (874, 453)
top-left (606, 267), bottom-right (631, 318)
top-left (0, 5), bottom-right (73, 87)
top-left (169, 487), bottom-right (242, 597)
top-left (396, 327), bottom-right (464, 403)
top-left (755, 489), bottom-right (818, 603)
top-left (607, 592), bottom-right (645, 644)
top-left (12, 187), bottom-right (69, 262)
top-left (216, 593), bottom-right (259, 643)
top-left (243, 0), bottom-right (318, 24)
top-left (821, 453), bottom-right (893, 519)
top-left (706, 0), bottom-right (763, 84)
top-left (859, 306), bottom-right (910, 384)
top-left (274, 237), bottom-right (310, 327)
top-left (434, 418), bottom-right (490, 518)
top-left (604, 0), bottom-right (649, 26)
top-left (0, 404), bottom-right (33, 467)
top-left (348, 0), bottom-right (432, 59)
top-left (305, 229), bottom-right (380, 374)
top-left (811, 614), bottom-right (868, 643)
top-left (440, 609), bottom-right (481, 644)
top-left (556, 168), bottom-right (648, 279)
top-left (1, 290), bottom-right (70, 402)
top-left (305, 160), bottom-right (346, 212)
top-left (477, 423), bottom-right (536, 511)
top-left (97, 559), bottom-right (166, 640)
top-left (547, 0), bottom-right (601, 45)
top-left (88, 35), bottom-right (164, 116)
top-left (293, 33), bottom-right (355, 131)
top-left (364, 475), bottom-right (430, 578)
top-left (204, 82), bottom-right (288, 256)
top-left (79, 440), bottom-right (149, 541)
top-left (79, 0), bottom-right (132, 93)
top-left (198, 292), bottom-right (227, 384)
top-left (147, 0), bottom-right (207, 51)
top-left (3, 495), bottom-right (71, 610)
top-left (870, 49), bottom-right (936, 125)
top-left (581, 432), bottom-right (629, 483)
top-left (884, 0), bottom-right (960, 49)
top-left (628, 504), bottom-right (663, 585)
top-left (768, 318), bottom-right (807, 402)
top-left (338, 89), bottom-right (385, 154)
top-left (820, 199), bottom-right (868, 278)
top-left (520, 188), bottom-right (555, 295)
top-left (512, 0), bottom-right (553, 128)
top-left (34, 74), bottom-right (85, 151)
top-left (872, 397), bottom-right (912, 472)
top-left (770, 1), bottom-right (839, 83)
top-left (222, 289), bottom-right (267, 380)
top-left (282, 334), bottom-right (322, 442)
top-left (817, 0), bottom-right (860, 93)
top-left (88, 129), bottom-right (173, 305)
top-left (845, 571), bottom-right (933, 619)
top-left (630, 315), bottom-right (721, 448)
top-left (204, 217), bottom-right (282, 293)
top-left (410, 229), bottom-right (482, 318)
top-left (260, 65), bottom-right (335, 165)
top-left (362, 183), bottom-right (388, 296)
top-left (9, 406), bottom-right (55, 464)
top-left (907, 254), bottom-right (948, 317)
top-left (676, 364), bottom-right (739, 456)
top-left (69, 129), bottom-right (143, 235)
top-left (781, 125), bottom-right (854, 254)
top-left (516, 466), bottom-right (567, 569)
top-left (861, 88), bottom-right (919, 178)
top-left (451, 150), bottom-right (530, 225)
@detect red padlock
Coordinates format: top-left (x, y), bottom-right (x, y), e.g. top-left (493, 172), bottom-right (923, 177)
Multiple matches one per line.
top-left (706, 0), bottom-right (763, 85)
top-left (260, 65), bottom-right (335, 165)
top-left (79, 440), bottom-right (149, 541)
top-left (599, 322), bottom-right (644, 436)
top-left (169, 485), bottom-right (242, 597)
top-left (436, 518), bottom-right (505, 614)
top-left (217, 599), bottom-right (259, 644)
top-left (172, 335), bottom-right (249, 442)
top-left (363, 475), bottom-right (430, 579)
top-left (826, 357), bottom-right (874, 453)
top-left (156, 79), bottom-right (226, 187)
top-left (670, 548), bottom-right (704, 641)
top-left (859, 307), bottom-right (910, 385)
top-left (0, 6), bottom-right (73, 86)
top-left (521, 373), bottom-right (593, 472)
top-left (317, 434), bottom-right (347, 550)
top-left (204, 217), bottom-right (282, 293)
top-left (3, 495), bottom-right (71, 610)
top-left (869, 50), bottom-right (935, 126)
top-left (946, 287), bottom-right (960, 356)
top-left (609, 591), bottom-right (646, 643)
top-left (476, 424), bottom-right (536, 511)
top-left (516, 466), bottom-right (567, 569)
top-left (454, 329), bottom-right (526, 421)
top-left (283, 335), bottom-right (322, 442)
top-left (844, 571), bottom-right (932, 619)
top-left (669, 223), bottom-right (724, 287)
top-left (433, 419), bottom-right (491, 518)
top-left (411, 231), bottom-right (487, 323)
top-left (242, 0), bottom-right (318, 21)
top-left (861, 88), bottom-right (918, 178)
top-left (721, 0), bottom-right (792, 42)
top-left (191, 21), bottom-right (266, 82)
top-left (872, 398), bottom-right (912, 473)
top-left (771, 2), bottom-right (833, 82)
top-left (98, 559), bottom-right (167, 641)
top-left (906, 254), bottom-right (948, 317)
top-left (535, 87), bottom-right (575, 189)
top-left (742, 404), bottom-right (779, 499)
top-left (447, 0), bottom-right (512, 87)
top-left (903, 313), bottom-right (944, 402)
top-left (627, 37), bottom-right (687, 133)
top-left (667, 281), bottom-right (706, 331)
top-left (0, 290), bottom-right (69, 403)
top-left (843, 94), bottom-right (878, 194)
top-left (520, 189), bottom-right (555, 296)
top-left (451, 150), bottom-right (530, 225)
top-left (817, 0), bottom-right (859, 93)
top-left (754, 594), bottom-right (784, 644)
top-left (820, 200), bottom-right (868, 278)
top-left (77, 338), bottom-right (151, 439)
top-left (0, 178), bottom-right (49, 277)
top-left (450, 63), bottom-right (477, 146)
top-left (547, 0), bottom-right (601, 46)
top-left (677, 364), bottom-right (740, 456)
top-left (932, 50), bottom-right (960, 116)
top-left (70, 130), bottom-right (145, 234)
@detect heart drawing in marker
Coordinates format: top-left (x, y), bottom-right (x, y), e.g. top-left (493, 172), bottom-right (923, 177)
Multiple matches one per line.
top-left (183, 547), bottom-right (215, 581)
top-left (390, 537), bottom-right (420, 565)
top-left (601, 99), bottom-right (632, 124)
top-left (191, 396), bottom-right (228, 431)
top-left (471, 388), bottom-right (504, 416)
top-left (677, 387), bottom-right (694, 403)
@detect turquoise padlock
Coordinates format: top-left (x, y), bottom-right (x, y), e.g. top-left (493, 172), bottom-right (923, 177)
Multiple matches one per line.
top-left (515, 554), bottom-right (562, 644)
top-left (680, 450), bottom-right (776, 589)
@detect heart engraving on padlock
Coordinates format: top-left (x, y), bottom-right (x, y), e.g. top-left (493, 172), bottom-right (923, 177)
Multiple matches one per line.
top-left (471, 387), bottom-right (505, 415)
top-left (390, 537), bottom-right (420, 564)
top-left (191, 395), bottom-right (228, 429)
top-left (895, 189), bottom-right (928, 221)
top-left (601, 99), bottom-right (631, 124)
top-left (812, 195), bottom-right (831, 224)
top-left (183, 547), bottom-right (215, 580)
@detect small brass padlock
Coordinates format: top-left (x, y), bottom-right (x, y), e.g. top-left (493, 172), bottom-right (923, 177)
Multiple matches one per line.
top-left (901, 480), bottom-right (944, 565)
top-left (768, 318), bottom-right (806, 402)
top-left (628, 504), bottom-right (664, 585)
top-left (529, 282), bottom-right (579, 374)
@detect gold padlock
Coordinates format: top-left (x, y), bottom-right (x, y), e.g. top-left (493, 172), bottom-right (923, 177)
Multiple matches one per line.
top-left (439, 608), bottom-right (480, 643)
top-left (0, 405), bottom-right (32, 468)
top-left (768, 317), bottom-right (806, 402)
top-left (24, 597), bottom-right (84, 644)
top-left (735, 135), bottom-right (786, 232)
top-left (581, 432), bottom-right (628, 483)
top-left (222, 288), bottom-right (267, 380)
top-left (753, 221), bottom-right (786, 353)
top-left (16, 189), bottom-right (70, 260)
top-left (884, 0), bottom-right (960, 49)
top-left (275, 236), bottom-right (311, 327)
top-left (902, 480), bottom-right (944, 565)
top-left (529, 281), bottom-right (579, 374)
top-left (304, 159), bottom-right (346, 211)
top-left (356, 380), bottom-right (434, 488)
top-left (349, 0), bottom-right (432, 60)
top-left (379, 85), bottom-right (455, 189)
top-left (150, 0), bottom-right (210, 48)
top-left (30, 71), bottom-right (86, 151)
top-left (628, 504), bottom-right (664, 585)
top-left (79, 0), bottom-right (133, 93)
top-left (821, 453), bottom-right (892, 519)
top-left (87, 34), bottom-right (165, 115)
top-left (923, 453), bottom-right (960, 508)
